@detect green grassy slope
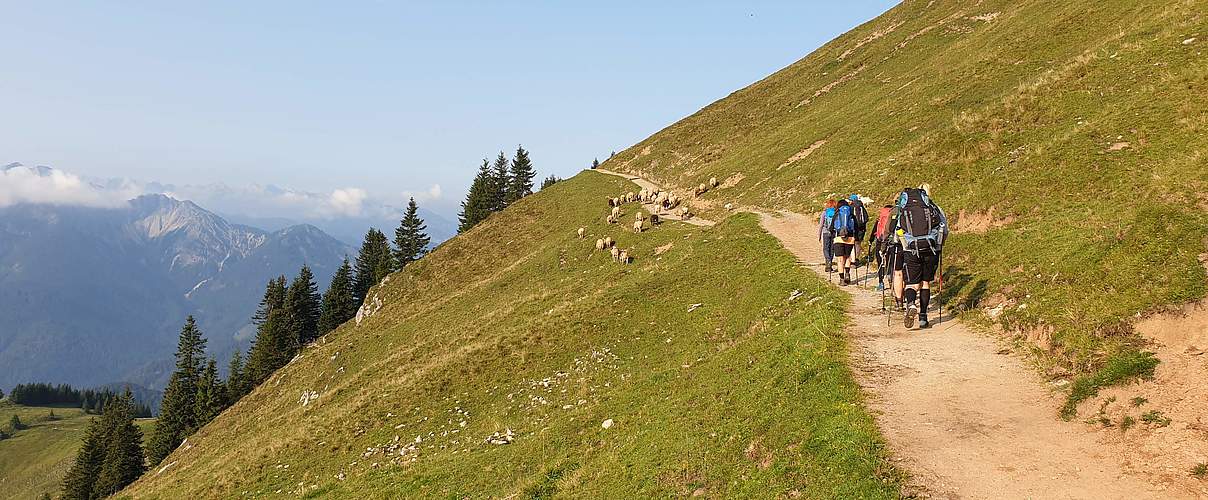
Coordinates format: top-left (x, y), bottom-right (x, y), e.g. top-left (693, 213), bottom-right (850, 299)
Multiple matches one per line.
top-left (0, 401), bottom-right (154, 499)
top-left (607, 0), bottom-right (1208, 373)
top-left (126, 172), bottom-right (900, 498)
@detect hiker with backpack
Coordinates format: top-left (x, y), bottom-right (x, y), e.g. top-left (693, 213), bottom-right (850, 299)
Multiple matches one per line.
top-left (896, 184), bottom-right (948, 329)
top-left (818, 199), bottom-right (838, 273)
top-left (848, 194), bottom-right (870, 269)
top-left (831, 198), bottom-right (858, 286)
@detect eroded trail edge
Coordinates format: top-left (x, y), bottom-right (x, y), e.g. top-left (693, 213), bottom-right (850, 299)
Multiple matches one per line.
top-left (593, 169), bottom-right (1171, 499)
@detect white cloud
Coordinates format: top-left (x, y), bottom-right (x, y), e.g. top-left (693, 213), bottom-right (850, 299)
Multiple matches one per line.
top-left (326, 188), bottom-right (368, 218)
top-left (0, 165), bottom-right (134, 208)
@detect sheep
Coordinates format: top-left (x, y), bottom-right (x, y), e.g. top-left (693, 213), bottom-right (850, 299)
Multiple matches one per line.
top-left (632, 219), bottom-right (643, 233)
top-left (607, 214), bottom-right (617, 224)
top-left (650, 214), bottom-right (660, 225)
top-left (654, 193), bottom-right (668, 213)
top-left (634, 210), bottom-right (645, 222)
top-left (577, 227), bottom-right (586, 239)
top-left (626, 192), bottom-right (636, 203)
top-left (724, 203), bottom-right (734, 210)
top-left (709, 176), bottom-right (719, 188)
top-left (667, 194), bottom-right (680, 208)
top-left (610, 246), bottom-right (621, 262)
top-left (613, 197), bottom-right (621, 207)
top-left (595, 238), bottom-right (605, 250)
top-left (607, 197), bottom-right (617, 208)
top-left (619, 249), bottom-right (630, 264)
top-left (603, 236), bottom-right (613, 248)
top-left (611, 205), bottom-right (621, 219)
top-left (679, 206), bottom-right (691, 219)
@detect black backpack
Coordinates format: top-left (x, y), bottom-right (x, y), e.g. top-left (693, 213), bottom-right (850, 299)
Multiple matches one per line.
top-left (897, 188), bottom-right (942, 254)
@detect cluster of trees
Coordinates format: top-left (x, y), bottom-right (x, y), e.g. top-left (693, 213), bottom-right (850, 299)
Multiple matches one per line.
top-left (6, 383), bottom-right (152, 416)
top-left (61, 390), bottom-right (145, 499)
top-left (458, 146), bottom-right (538, 233)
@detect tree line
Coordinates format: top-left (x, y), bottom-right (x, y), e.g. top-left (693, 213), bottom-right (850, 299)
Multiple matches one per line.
top-left (6, 382), bottom-right (152, 417)
top-left (59, 199), bottom-right (433, 497)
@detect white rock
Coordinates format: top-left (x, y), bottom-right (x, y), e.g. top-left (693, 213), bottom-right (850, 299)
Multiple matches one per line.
top-left (601, 419), bottom-right (614, 429)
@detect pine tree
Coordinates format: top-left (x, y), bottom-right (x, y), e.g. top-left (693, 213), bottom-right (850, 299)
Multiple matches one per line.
top-left (244, 277), bottom-right (289, 386)
top-left (62, 415), bottom-right (104, 499)
top-left (194, 358), bottom-right (223, 425)
top-left (146, 316), bottom-right (206, 466)
top-left (506, 145), bottom-right (536, 204)
top-left (92, 391), bottom-right (145, 498)
top-left (540, 174), bottom-right (560, 190)
top-left (458, 160), bottom-right (495, 233)
top-left (489, 152), bottom-right (510, 211)
top-left (319, 257), bottom-right (356, 335)
top-left (394, 198), bottom-right (431, 268)
top-left (225, 351), bottom-right (248, 402)
top-left (285, 265), bottom-right (322, 349)
top-left (353, 228), bottom-right (392, 305)
top-left (8, 414), bottom-right (22, 431)
top-left (591, 158), bottom-right (600, 169)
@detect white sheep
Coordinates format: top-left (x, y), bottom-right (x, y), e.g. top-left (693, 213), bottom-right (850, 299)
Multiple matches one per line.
top-left (632, 219), bottom-right (643, 233)
top-left (610, 246), bottom-right (621, 262)
top-left (724, 203), bottom-right (734, 210)
top-left (679, 206), bottom-right (691, 219)
top-left (627, 191), bottom-right (636, 203)
top-left (619, 249), bottom-right (630, 264)
top-left (595, 238), bottom-right (605, 250)
top-left (694, 183), bottom-right (708, 197)
top-left (607, 214), bottom-right (617, 224)
top-left (603, 236), bottom-right (613, 248)
top-left (709, 176), bottom-right (719, 188)
top-left (634, 210), bottom-right (645, 222)
top-left (577, 227), bottom-right (586, 239)
top-left (611, 205), bottom-right (621, 219)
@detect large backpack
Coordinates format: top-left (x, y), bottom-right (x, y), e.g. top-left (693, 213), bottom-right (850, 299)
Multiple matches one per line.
top-left (822, 207), bottom-right (836, 233)
top-left (874, 206), bottom-right (893, 240)
top-left (833, 202), bottom-right (855, 238)
top-left (897, 188), bottom-right (942, 254)
top-left (851, 198), bottom-right (869, 230)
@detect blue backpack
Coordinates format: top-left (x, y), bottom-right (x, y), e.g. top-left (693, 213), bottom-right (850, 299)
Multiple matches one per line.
top-left (833, 203), bottom-right (855, 238)
top-left (822, 207), bottom-right (836, 233)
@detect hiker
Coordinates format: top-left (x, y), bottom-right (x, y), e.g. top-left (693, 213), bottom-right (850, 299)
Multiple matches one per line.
top-left (897, 184), bottom-right (948, 328)
top-left (867, 203), bottom-right (892, 289)
top-left (818, 199), bottom-right (838, 272)
top-left (832, 198), bottom-right (858, 285)
top-left (849, 194), bottom-right (869, 267)
top-left (871, 200), bottom-right (906, 309)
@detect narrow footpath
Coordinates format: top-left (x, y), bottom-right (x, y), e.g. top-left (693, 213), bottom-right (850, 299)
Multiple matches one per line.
top-left (594, 168), bottom-right (1168, 499)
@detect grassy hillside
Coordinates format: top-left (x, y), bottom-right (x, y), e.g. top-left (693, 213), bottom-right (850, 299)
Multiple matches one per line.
top-left (607, 0), bottom-right (1208, 375)
top-left (126, 172), bottom-right (901, 498)
top-left (0, 401), bottom-right (154, 499)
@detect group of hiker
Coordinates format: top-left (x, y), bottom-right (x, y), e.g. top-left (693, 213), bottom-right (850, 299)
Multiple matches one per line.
top-left (818, 185), bottom-right (948, 329)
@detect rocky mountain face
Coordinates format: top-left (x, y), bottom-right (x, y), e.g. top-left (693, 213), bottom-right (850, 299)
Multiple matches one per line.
top-left (0, 165), bottom-right (352, 391)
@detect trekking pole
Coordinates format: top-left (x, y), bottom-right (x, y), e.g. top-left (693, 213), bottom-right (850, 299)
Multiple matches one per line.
top-left (937, 250), bottom-right (944, 325)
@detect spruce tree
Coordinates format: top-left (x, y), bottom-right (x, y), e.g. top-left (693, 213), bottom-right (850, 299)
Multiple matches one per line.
top-left (93, 391), bottom-right (145, 498)
top-left (353, 228), bottom-right (392, 305)
top-left (394, 198), bottom-right (431, 268)
top-left (285, 265), bottom-right (322, 349)
top-left (8, 414), bottom-right (21, 431)
top-left (489, 152), bottom-right (510, 211)
top-left (225, 351), bottom-right (248, 402)
top-left (146, 316), bottom-right (206, 466)
top-left (506, 145), bottom-right (536, 203)
top-left (62, 415), bottom-right (104, 499)
top-left (194, 358), bottom-right (223, 425)
top-left (458, 160), bottom-right (494, 233)
top-left (540, 174), bottom-right (560, 190)
top-left (318, 257), bottom-right (356, 335)
top-left (244, 277), bottom-right (289, 386)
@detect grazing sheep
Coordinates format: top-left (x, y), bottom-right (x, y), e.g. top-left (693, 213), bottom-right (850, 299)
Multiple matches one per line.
top-left (610, 246), bottom-right (621, 262)
top-left (613, 197), bottom-right (621, 207)
top-left (619, 249), bottom-right (630, 264)
top-left (724, 203), bottom-right (734, 210)
top-left (595, 238), bottom-right (605, 250)
top-left (650, 214), bottom-right (660, 225)
top-left (603, 236), bottom-right (613, 248)
top-left (679, 206), bottom-right (691, 219)
top-left (577, 227), bottom-right (586, 239)
top-left (654, 193), bottom-right (668, 212)
top-left (634, 210), bottom-right (645, 222)
top-left (709, 176), bottom-right (719, 188)
top-left (632, 219), bottom-right (643, 233)
top-left (607, 197), bottom-right (617, 208)
top-left (668, 194), bottom-right (680, 208)
top-left (694, 184), bottom-right (707, 197)
top-left (627, 192), bottom-right (636, 203)
top-left (607, 214), bottom-right (617, 224)
top-left (611, 205), bottom-right (621, 219)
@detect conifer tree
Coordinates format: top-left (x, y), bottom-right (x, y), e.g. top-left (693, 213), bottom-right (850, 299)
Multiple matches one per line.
top-left (540, 174), bottom-right (560, 190)
top-left (285, 265), bottom-right (322, 349)
top-left (394, 198), bottom-right (431, 268)
top-left (591, 158), bottom-right (600, 169)
top-left (225, 351), bottom-right (248, 402)
top-left (489, 151), bottom-right (510, 211)
top-left (9, 414), bottom-right (21, 431)
top-left (319, 257), bottom-right (356, 335)
top-left (146, 316), bottom-right (206, 466)
top-left (244, 277), bottom-right (289, 386)
top-left (353, 228), bottom-right (393, 305)
top-left (194, 358), bottom-right (223, 425)
top-left (62, 416), bottom-right (104, 499)
top-left (93, 391), bottom-right (145, 498)
top-left (458, 160), bottom-right (495, 233)
top-left (506, 145), bottom-right (536, 204)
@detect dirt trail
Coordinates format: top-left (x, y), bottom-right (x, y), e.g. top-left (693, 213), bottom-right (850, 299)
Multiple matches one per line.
top-left (592, 169), bottom-right (1177, 499)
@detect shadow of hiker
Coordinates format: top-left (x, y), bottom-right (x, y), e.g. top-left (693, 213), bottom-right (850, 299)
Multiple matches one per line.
top-left (940, 266), bottom-right (989, 314)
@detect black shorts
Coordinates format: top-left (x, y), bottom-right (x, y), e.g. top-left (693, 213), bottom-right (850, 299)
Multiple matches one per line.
top-left (888, 244), bottom-right (904, 271)
top-left (903, 250), bottom-right (940, 285)
top-left (832, 242), bottom-right (854, 258)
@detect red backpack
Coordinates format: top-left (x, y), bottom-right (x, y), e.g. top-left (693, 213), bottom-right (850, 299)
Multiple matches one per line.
top-left (874, 206), bottom-right (893, 240)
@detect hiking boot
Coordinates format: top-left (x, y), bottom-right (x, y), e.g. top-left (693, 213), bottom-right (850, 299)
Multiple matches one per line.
top-left (876, 281), bottom-right (885, 291)
top-left (919, 315), bottom-right (931, 329)
top-left (904, 303), bottom-right (918, 329)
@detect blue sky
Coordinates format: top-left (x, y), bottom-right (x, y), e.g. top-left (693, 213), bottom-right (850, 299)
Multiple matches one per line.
top-left (1, 1), bottom-right (897, 218)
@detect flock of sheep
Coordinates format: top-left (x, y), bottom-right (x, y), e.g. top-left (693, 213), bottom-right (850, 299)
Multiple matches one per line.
top-left (579, 176), bottom-right (721, 265)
